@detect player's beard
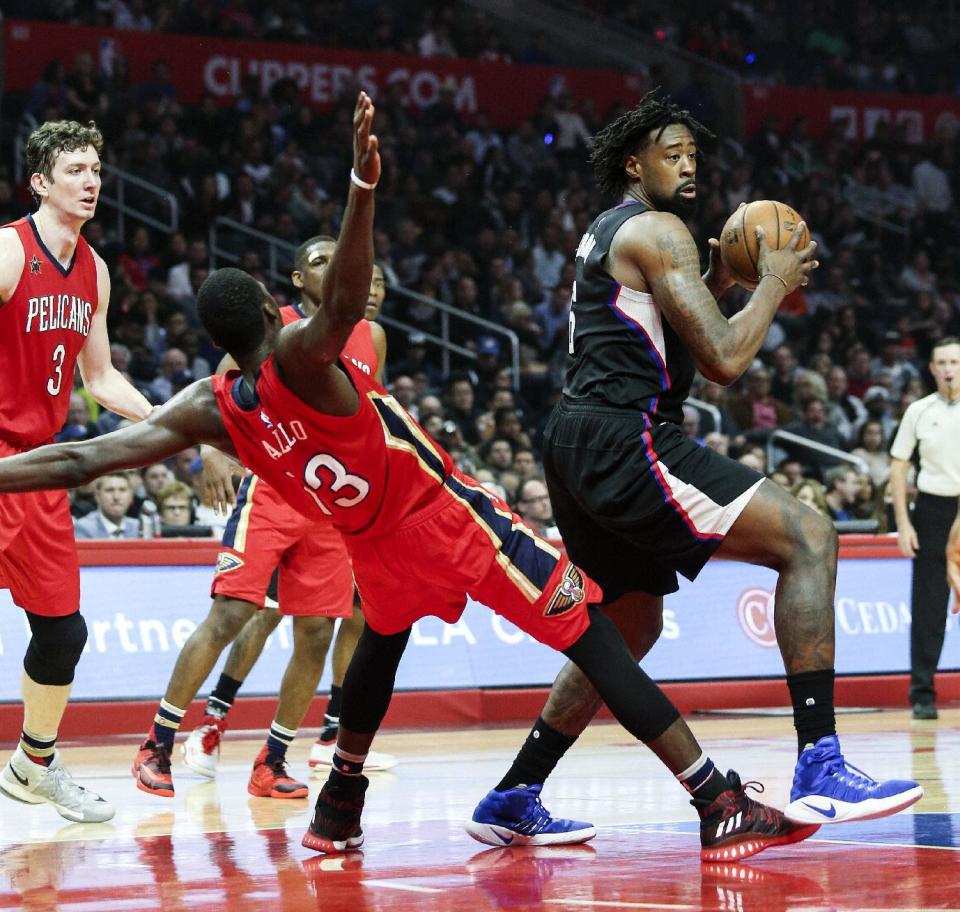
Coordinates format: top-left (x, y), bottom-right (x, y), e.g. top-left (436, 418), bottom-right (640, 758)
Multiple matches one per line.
top-left (651, 183), bottom-right (698, 219)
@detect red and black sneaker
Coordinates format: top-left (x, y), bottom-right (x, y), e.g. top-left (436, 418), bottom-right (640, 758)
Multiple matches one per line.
top-left (132, 740), bottom-right (174, 798)
top-left (247, 747), bottom-right (309, 799)
top-left (694, 770), bottom-right (819, 862)
top-left (301, 775), bottom-right (368, 853)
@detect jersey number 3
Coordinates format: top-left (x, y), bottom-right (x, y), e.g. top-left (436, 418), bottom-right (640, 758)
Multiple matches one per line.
top-left (303, 453), bottom-right (370, 515)
top-left (47, 344), bottom-right (66, 396)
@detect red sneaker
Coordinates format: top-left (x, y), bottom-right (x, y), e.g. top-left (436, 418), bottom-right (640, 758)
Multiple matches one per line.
top-left (132, 740), bottom-right (174, 798)
top-left (247, 747), bottom-right (308, 799)
top-left (694, 770), bottom-right (819, 862)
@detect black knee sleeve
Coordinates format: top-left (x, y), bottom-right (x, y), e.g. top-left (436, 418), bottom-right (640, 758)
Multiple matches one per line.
top-left (339, 625), bottom-right (410, 734)
top-left (24, 611), bottom-right (88, 686)
top-left (563, 606), bottom-right (680, 743)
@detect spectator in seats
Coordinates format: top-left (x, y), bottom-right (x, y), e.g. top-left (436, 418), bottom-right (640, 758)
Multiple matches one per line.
top-left (515, 478), bottom-right (559, 539)
top-left (171, 447), bottom-right (201, 485)
top-left (769, 344), bottom-right (799, 405)
top-left (853, 473), bottom-right (881, 522)
top-left (729, 367), bottom-right (792, 438)
top-left (851, 419), bottom-right (892, 487)
top-left (74, 474), bottom-right (140, 539)
top-left (783, 397), bottom-right (847, 475)
top-left (167, 237), bottom-right (209, 300)
top-left (553, 92), bottom-right (591, 168)
top-left (68, 480), bottom-right (98, 519)
top-left (826, 365), bottom-right (866, 443)
top-left (845, 345), bottom-right (874, 400)
top-left (389, 375), bottom-right (418, 417)
top-left (681, 404), bottom-right (704, 444)
top-left (871, 330), bottom-right (920, 397)
top-left (493, 406), bottom-right (532, 451)
top-left (791, 479), bottom-right (831, 518)
top-left (534, 284), bottom-right (572, 356)
top-left (149, 348), bottom-right (190, 404)
top-left (704, 431), bottom-right (730, 455)
top-left (64, 50), bottom-right (106, 121)
top-left (779, 458), bottom-right (806, 486)
top-left (134, 462), bottom-right (174, 517)
top-left (479, 436), bottom-right (515, 478)
top-left (531, 224), bottom-right (565, 292)
top-left (823, 466), bottom-right (860, 521)
top-left (854, 386), bottom-right (896, 445)
top-left (56, 393), bottom-right (99, 443)
top-left (116, 225), bottom-right (160, 291)
top-left (900, 249), bottom-right (939, 297)
top-left (511, 447), bottom-right (539, 484)
top-left (156, 481), bottom-right (196, 530)
top-left (444, 372), bottom-right (482, 446)
top-left (694, 379), bottom-right (740, 435)
top-left (769, 470), bottom-right (791, 489)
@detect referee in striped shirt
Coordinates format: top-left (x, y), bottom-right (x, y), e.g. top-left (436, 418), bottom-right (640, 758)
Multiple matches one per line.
top-left (890, 337), bottom-right (960, 720)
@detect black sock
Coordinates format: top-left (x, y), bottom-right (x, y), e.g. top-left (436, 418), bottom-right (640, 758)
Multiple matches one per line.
top-left (496, 717), bottom-right (576, 792)
top-left (326, 685), bottom-right (343, 720)
top-left (787, 669), bottom-right (837, 754)
top-left (206, 673), bottom-right (243, 720)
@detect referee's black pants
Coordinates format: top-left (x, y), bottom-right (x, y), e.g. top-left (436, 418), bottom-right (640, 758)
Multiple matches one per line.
top-left (909, 493), bottom-right (957, 707)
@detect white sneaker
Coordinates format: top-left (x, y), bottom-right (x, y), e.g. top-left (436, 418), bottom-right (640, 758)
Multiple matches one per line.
top-left (0, 747), bottom-right (115, 823)
top-left (308, 739), bottom-right (398, 772)
top-left (181, 720), bottom-right (224, 778)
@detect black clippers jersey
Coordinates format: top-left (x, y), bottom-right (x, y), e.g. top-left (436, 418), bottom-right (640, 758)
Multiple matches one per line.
top-left (565, 201), bottom-right (695, 425)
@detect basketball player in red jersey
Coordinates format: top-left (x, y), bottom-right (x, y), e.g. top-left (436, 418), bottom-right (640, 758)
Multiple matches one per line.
top-left (130, 245), bottom-right (391, 801)
top-left (0, 94), bottom-right (813, 862)
top-left (184, 255), bottom-right (396, 782)
top-left (0, 121), bottom-right (153, 823)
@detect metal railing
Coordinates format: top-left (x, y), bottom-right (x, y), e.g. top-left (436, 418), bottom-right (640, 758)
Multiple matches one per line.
top-left (767, 429), bottom-right (869, 475)
top-left (686, 396), bottom-right (722, 433)
top-left (208, 217), bottom-right (522, 390)
top-left (99, 166), bottom-right (180, 237)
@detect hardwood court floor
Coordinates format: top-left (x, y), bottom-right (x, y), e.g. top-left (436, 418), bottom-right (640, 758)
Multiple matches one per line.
top-left (1, 708), bottom-right (958, 911)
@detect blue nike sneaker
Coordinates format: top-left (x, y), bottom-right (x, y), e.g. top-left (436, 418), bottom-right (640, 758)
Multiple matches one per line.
top-left (466, 784), bottom-right (596, 847)
top-left (784, 735), bottom-right (923, 825)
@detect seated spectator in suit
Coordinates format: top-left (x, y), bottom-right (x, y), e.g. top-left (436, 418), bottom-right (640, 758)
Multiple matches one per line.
top-left (74, 473), bottom-right (140, 539)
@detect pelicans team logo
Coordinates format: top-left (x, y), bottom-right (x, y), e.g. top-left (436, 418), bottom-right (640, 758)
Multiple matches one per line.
top-left (30, 255), bottom-right (41, 275)
top-left (544, 564), bottom-right (586, 617)
top-left (216, 552), bottom-right (245, 574)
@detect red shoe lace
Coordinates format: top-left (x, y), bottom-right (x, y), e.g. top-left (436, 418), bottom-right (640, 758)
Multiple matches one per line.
top-left (201, 722), bottom-right (223, 755)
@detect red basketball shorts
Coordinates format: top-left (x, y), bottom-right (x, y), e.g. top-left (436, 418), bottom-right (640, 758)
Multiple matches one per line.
top-left (348, 472), bottom-right (600, 651)
top-left (212, 476), bottom-right (354, 618)
top-left (0, 440), bottom-right (80, 617)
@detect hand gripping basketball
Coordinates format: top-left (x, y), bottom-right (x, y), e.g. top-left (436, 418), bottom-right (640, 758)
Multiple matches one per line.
top-left (755, 221), bottom-right (818, 295)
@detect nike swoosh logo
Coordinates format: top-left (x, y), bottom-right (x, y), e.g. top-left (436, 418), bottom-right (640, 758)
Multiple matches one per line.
top-left (493, 830), bottom-right (514, 845)
top-left (802, 801), bottom-right (837, 819)
top-left (10, 767), bottom-right (29, 787)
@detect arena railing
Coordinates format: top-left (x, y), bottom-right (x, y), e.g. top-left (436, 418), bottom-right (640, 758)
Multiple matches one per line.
top-left (464, 0), bottom-right (745, 137)
top-left (209, 216), bottom-right (522, 391)
top-left (767, 429), bottom-right (869, 476)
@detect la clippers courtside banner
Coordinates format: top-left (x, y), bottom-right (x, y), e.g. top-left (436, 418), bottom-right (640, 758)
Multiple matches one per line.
top-left (744, 84), bottom-right (960, 144)
top-left (3, 20), bottom-right (644, 127)
top-left (0, 552), bottom-right (955, 701)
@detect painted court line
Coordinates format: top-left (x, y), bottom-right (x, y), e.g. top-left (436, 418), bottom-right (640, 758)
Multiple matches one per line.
top-left (543, 900), bottom-right (699, 910)
top-left (363, 879), bottom-right (444, 893)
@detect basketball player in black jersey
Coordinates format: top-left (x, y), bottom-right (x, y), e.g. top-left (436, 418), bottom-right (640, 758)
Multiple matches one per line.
top-left (470, 91), bottom-right (921, 849)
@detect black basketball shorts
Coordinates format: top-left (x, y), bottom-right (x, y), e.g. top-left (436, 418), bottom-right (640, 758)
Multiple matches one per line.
top-left (543, 399), bottom-right (765, 601)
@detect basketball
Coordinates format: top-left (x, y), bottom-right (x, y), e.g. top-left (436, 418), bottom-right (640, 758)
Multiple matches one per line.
top-left (719, 200), bottom-right (810, 290)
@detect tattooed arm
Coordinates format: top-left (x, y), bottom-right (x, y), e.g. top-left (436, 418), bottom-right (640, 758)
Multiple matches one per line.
top-left (611, 212), bottom-right (817, 385)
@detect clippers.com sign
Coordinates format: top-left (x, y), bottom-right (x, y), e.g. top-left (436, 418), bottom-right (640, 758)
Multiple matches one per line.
top-left (737, 587), bottom-right (778, 648)
top-left (3, 20), bottom-right (644, 128)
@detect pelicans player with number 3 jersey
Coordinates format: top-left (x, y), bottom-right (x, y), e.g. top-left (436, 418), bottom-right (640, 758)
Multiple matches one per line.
top-left (0, 120), bottom-right (152, 825)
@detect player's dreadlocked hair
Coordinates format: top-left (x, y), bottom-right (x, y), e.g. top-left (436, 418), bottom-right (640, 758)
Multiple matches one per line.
top-left (590, 90), bottom-right (714, 198)
top-left (197, 268), bottom-right (268, 357)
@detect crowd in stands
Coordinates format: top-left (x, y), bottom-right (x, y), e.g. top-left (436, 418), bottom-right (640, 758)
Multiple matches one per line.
top-left (1, 3), bottom-right (958, 539)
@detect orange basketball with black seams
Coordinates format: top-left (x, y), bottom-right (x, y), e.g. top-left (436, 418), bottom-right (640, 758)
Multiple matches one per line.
top-left (719, 200), bottom-right (810, 290)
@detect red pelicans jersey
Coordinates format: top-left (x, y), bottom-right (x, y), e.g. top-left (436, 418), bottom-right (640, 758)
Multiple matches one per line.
top-left (280, 305), bottom-right (378, 378)
top-left (213, 355), bottom-right (452, 536)
top-left (0, 215), bottom-right (98, 448)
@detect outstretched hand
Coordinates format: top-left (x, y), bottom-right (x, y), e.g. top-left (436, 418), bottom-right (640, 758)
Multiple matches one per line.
top-left (353, 91), bottom-right (380, 188)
